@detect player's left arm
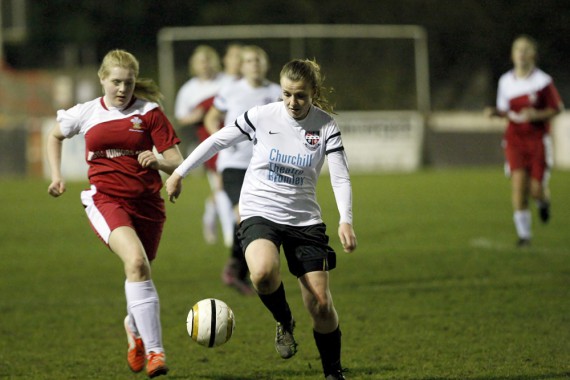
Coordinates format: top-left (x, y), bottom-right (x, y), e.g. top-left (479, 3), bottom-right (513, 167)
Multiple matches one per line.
top-left (521, 82), bottom-right (565, 122)
top-left (138, 145), bottom-right (183, 174)
top-left (327, 149), bottom-right (357, 253)
top-left (520, 107), bottom-right (560, 122)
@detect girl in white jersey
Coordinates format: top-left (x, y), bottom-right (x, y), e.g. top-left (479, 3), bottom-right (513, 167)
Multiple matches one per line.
top-left (174, 45), bottom-right (238, 248)
top-left (204, 45), bottom-right (281, 295)
top-left (166, 59), bottom-right (357, 380)
top-left (47, 50), bottom-right (182, 378)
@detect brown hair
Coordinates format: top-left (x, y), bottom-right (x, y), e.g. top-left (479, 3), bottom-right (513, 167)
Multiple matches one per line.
top-left (280, 59), bottom-right (335, 114)
top-left (98, 49), bottom-right (163, 104)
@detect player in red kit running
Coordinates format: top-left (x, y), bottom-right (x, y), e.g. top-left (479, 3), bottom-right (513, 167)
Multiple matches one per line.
top-left (46, 49), bottom-right (182, 378)
top-left (486, 35), bottom-right (564, 247)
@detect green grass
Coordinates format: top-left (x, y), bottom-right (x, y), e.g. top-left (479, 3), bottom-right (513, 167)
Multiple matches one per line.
top-left (1, 168), bottom-right (569, 379)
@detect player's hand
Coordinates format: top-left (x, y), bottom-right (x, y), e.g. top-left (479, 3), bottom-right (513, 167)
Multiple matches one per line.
top-left (138, 150), bottom-right (159, 170)
top-left (338, 223), bottom-right (357, 253)
top-left (165, 172), bottom-right (183, 203)
top-left (48, 179), bottom-right (66, 198)
top-left (518, 107), bottom-right (537, 122)
top-left (507, 110), bottom-right (530, 123)
top-left (484, 106), bottom-right (496, 118)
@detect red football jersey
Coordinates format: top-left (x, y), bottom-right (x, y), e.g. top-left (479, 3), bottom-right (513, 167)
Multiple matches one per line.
top-left (497, 68), bottom-right (563, 141)
top-left (57, 97), bottom-right (180, 198)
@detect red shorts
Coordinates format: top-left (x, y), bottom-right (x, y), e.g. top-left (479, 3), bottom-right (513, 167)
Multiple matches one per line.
top-left (80, 185), bottom-right (166, 261)
top-left (503, 134), bottom-right (552, 182)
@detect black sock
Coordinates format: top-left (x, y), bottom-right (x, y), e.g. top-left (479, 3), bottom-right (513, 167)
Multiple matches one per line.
top-left (314, 326), bottom-right (342, 376)
top-left (258, 282), bottom-right (292, 327)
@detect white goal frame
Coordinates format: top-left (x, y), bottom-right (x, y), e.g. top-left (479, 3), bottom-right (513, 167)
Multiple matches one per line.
top-left (157, 24), bottom-right (430, 117)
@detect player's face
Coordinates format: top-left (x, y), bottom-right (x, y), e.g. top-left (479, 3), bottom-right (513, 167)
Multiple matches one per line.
top-left (511, 38), bottom-right (536, 70)
top-left (223, 46), bottom-right (242, 77)
top-left (280, 77), bottom-right (314, 120)
top-left (192, 52), bottom-right (216, 79)
top-left (241, 51), bottom-right (268, 83)
top-left (100, 66), bottom-right (136, 108)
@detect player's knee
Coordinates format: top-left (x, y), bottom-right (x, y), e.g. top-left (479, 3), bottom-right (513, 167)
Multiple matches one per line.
top-left (309, 294), bottom-right (334, 319)
top-left (124, 253), bottom-right (150, 280)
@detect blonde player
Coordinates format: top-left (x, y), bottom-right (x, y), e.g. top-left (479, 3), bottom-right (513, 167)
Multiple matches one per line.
top-left (47, 49), bottom-right (182, 377)
top-left (174, 44), bottom-right (238, 247)
top-left (486, 35), bottom-right (564, 247)
top-left (167, 59), bottom-right (356, 380)
top-left (204, 45), bottom-right (281, 295)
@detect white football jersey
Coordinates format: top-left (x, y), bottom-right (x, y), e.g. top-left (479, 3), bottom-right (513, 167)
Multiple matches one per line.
top-left (174, 73), bottom-right (236, 120)
top-left (214, 78), bottom-right (281, 172)
top-left (176, 102), bottom-right (352, 227)
top-left (237, 102), bottom-right (344, 226)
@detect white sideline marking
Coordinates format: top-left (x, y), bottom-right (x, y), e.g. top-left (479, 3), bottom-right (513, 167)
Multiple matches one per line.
top-left (469, 237), bottom-right (562, 254)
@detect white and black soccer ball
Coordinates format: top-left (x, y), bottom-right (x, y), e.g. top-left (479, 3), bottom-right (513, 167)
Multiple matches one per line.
top-left (187, 298), bottom-right (235, 347)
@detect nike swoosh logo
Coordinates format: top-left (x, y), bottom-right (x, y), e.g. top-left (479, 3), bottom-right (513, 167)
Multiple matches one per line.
top-left (269, 131), bottom-right (279, 135)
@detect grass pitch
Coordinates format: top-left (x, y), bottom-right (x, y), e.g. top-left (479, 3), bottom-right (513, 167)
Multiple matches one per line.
top-left (0, 168), bottom-right (569, 379)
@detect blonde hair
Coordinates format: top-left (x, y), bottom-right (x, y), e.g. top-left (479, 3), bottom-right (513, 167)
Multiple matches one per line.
top-left (513, 34), bottom-right (538, 52)
top-left (189, 45), bottom-right (221, 76)
top-left (280, 59), bottom-right (334, 114)
top-left (98, 49), bottom-right (163, 104)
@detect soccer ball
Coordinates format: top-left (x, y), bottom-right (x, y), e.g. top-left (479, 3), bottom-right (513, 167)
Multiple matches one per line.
top-left (187, 298), bottom-right (235, 347)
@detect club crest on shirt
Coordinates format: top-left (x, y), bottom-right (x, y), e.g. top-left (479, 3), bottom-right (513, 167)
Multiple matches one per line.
top-left (129, 117), bottom-right (144, 132)
top-left (304, 131), bottom-right (321, 150)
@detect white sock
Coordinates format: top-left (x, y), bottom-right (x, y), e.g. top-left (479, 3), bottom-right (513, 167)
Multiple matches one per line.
top-left (203, 198), bottom-right (217, 228)
top-left (215, 190), bottom-right (236, 248)
top-left (513, 210), bottom-right (532, 239)
top-left (125, 280), bottom-right (163, 354)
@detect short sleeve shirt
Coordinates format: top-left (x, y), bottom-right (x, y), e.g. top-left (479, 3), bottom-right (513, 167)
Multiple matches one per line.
top-left (57, 97), bottom-right (180, 198)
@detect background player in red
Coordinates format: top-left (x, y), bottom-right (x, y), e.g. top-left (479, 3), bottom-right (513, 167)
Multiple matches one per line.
top-left (486, 35), bottom-right (564, 247)
top-left (46, 49), bottom-right (182, 378)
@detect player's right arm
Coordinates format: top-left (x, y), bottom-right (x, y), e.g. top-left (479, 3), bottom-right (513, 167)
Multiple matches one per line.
top-left (204, 106), bottom-right (226, 135)
top-left (484, 106), bottom-right (506, 118)
top-left (46, 123), bottom-right (67, 197)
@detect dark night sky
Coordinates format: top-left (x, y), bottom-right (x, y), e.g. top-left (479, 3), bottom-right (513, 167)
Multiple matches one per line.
top-left (4, 0), bottom-right (570, 110)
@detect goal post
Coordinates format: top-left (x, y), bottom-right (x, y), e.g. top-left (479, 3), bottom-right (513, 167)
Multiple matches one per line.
top-left (156, 24), bottom-right (430, 172)
top-left (158, 24), bottom-right (429, 115)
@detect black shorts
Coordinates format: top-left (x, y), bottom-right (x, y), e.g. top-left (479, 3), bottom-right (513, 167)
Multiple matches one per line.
top-left (222, 168), bottom-right (247, 206)
top-left (238, 216), bottom-right (337, 278)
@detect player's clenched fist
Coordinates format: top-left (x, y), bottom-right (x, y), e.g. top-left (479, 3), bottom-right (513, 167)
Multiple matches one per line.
top-left (165, 172), bottom-right (183, 203)
top-left (47, 179), bottom-right (66, 197)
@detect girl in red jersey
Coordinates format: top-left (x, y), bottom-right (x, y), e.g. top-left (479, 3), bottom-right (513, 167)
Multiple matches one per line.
top-left (46, 49), bottom-right (182, 378)
top-left (486, 35), bottom-right (564, 247)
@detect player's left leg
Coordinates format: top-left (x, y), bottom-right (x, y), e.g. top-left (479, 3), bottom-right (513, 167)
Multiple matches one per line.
top-left (530, 137), bottom-right (552, 224)
top-left (299, 271), bottom-right (345, 379)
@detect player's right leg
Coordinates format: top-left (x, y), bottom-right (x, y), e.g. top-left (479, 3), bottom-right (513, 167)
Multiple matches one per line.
top-left (242, 220), bottom-right (296, 358)
top-left (511, 170), bottom-right (532, 246)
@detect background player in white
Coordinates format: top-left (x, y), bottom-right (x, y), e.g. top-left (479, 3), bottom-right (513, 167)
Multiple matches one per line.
top-left (204, 45), bottom-right (281, 295)
top-left (166, 59), bottom-right (357, 380)
top-left (485, 35), bottom-right (563, 247)
top-left (46, 49), bottom-right (182, 378)
top-left (174, 44), bottom-right (238, 247)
